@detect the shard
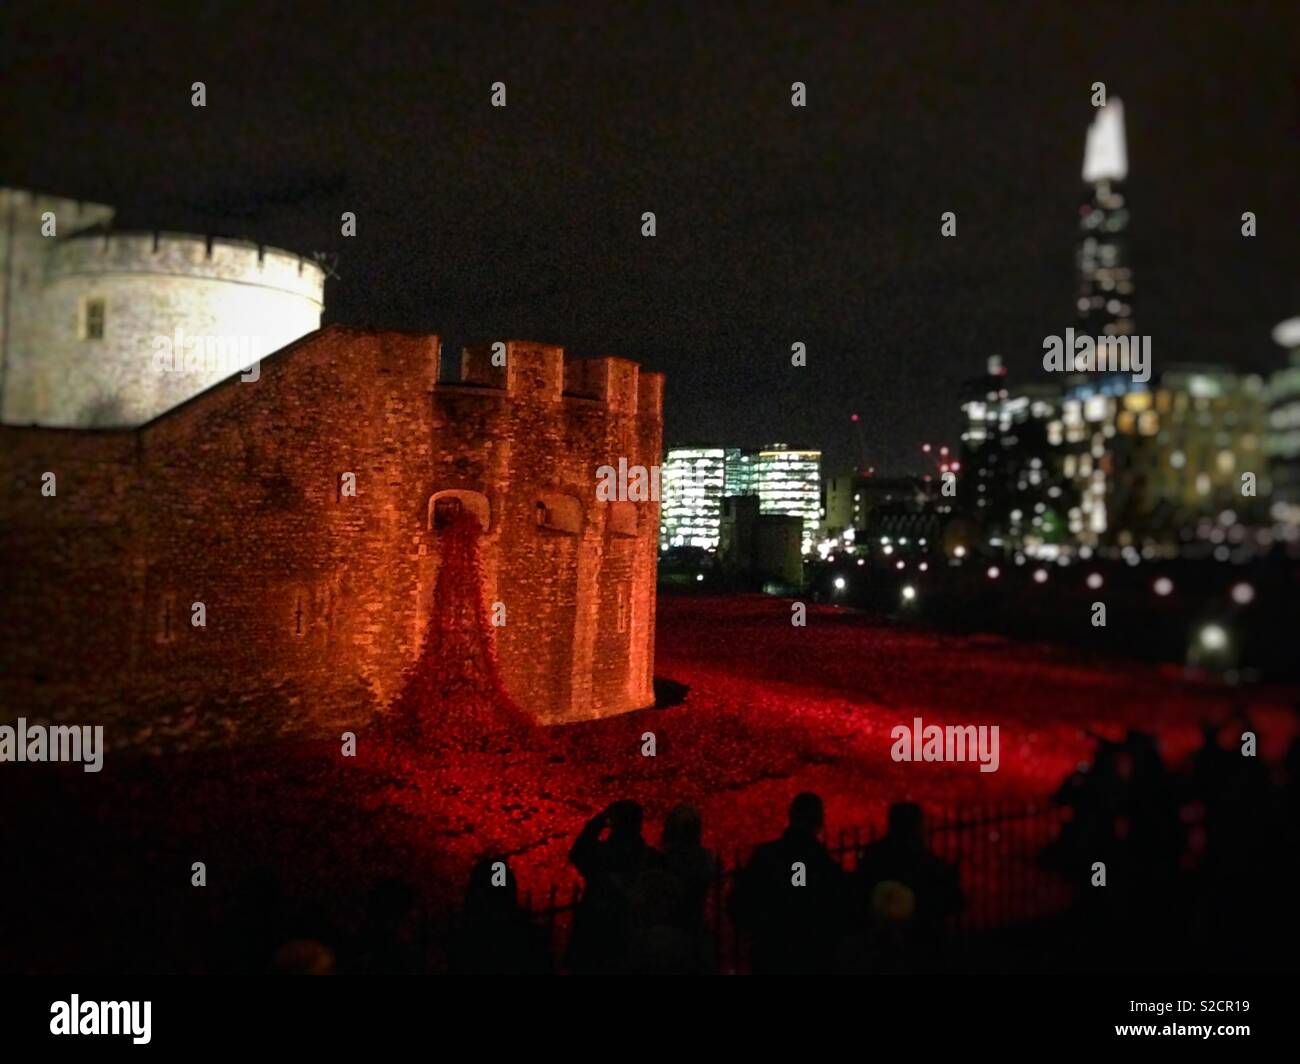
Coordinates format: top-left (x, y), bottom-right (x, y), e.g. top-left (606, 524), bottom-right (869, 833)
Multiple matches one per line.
top-left (1082, 97), bottom-right (1128, 183)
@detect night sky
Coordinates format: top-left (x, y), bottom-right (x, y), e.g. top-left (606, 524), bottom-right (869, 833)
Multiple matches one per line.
top-left (3, 1), bottom-right (1296, 472)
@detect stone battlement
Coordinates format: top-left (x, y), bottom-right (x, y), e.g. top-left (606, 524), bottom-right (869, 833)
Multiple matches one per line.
top-left (0, 187), bottom-right (116, 234)
top-left (448, 341), bottom-right (663, 418)
top-left (49, 231), bottom-right (326, 304)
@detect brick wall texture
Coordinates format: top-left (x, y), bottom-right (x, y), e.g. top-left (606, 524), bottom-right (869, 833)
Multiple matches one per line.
top-left (0, 325), bottom-right (663, 752)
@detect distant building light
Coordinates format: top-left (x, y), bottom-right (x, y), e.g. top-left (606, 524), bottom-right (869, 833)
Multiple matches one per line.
top-left (1154, 577), bottom-right (1174, 597)
top-left (987, 566), bottom-right (1000, 579)
top-left (696, 574), bottom-right (705, 582)
top-left (1199, 624), bottom-right (1229, 652)
top-left (1033, 569), bottom-right (1049, 584)
top-left (1086, 573), bottom-right (1103, 590)
top-left (901, 585), bottom-right (917, 602)
top-left (1231, 582), bottom-right (1255, 605)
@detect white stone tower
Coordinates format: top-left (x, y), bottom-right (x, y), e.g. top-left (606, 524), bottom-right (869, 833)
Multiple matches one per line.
top-left (0, 187), bottom-right (326, 427)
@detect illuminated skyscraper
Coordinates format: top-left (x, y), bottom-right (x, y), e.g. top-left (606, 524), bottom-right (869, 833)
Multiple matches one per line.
top-left (1076, 99), bottom-right (1135, 342)
top-left (1059, 98), bottom-right (1140, 547)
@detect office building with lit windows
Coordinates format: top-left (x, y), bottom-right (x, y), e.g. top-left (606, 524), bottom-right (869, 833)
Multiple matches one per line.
top-left (1266, 317), bottom-right (1300, 535)
top-left (1107, 365), bottom-right (1269, 553)
top-left (661, 443), bottom-right (822, 554)
top-left (660, 446), bottom-right (728, 550)
top-left (960, 357), bottom-right (1073, 552)
top-left (725, 444), bottom-right (822, 553)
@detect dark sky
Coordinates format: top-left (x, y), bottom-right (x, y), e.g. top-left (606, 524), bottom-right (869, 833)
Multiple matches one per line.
top-left (3, 1), bottom-right (1297, 472)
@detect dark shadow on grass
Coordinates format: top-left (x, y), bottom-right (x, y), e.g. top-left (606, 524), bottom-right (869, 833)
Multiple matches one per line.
top-left (653, 677), bottom-right (690, 709)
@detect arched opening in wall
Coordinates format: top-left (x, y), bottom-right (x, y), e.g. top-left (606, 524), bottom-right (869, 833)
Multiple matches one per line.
top-left (535, 492), bottom-right (583, 535)
top-left (437, 497), bottom-right (463, 527)
top-left (429, 489), bottom-right (490, 532)
top-left (608, 501), bottom-right (639, 537)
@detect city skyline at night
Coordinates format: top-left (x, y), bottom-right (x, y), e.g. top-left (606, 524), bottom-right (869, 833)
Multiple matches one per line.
top-left (3, 3), bottom-right (1296, 473)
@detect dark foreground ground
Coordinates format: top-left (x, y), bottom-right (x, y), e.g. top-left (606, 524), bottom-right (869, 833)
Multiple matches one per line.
top-left (3, 594), bottom-right (1297, 973)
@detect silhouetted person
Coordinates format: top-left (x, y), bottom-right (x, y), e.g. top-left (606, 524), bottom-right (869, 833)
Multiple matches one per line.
top-left (448, 856), bottom-right (550, 974)
top-left (1041, 732), bottom-right (1127, 878)
top-left (731, 792), bottom-right (845, 973)
top-left (1202, 714), bottom-right (1273, 873)
top-left (1120, 730), bottom-right (1184, 884)
top-left (851, 802), bottom-right (961, 967)
top-left (627, 803), bottom-right (720, 973)
top-left (566, 800), bottom-right (652, 973)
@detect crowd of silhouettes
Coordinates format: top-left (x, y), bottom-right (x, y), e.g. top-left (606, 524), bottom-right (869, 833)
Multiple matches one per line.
top-left (553, 792), bottom-right (964, 974)
top-left (226, 705), bottom-right (1300, 974)
top-left (1040, 709), bottom-right (1300, 969)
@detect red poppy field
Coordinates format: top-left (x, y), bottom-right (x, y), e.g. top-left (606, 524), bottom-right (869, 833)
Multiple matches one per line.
top-left (5, 594), bottom-right (1296, 971)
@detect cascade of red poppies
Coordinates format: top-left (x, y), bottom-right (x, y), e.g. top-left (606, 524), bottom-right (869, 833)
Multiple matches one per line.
top-left (386, 508), bottom-right (533, 748)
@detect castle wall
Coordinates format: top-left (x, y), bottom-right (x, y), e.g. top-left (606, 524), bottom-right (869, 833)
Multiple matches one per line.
top-left (0, 326), bottom-right (662, 751)
top-left (0, 328), bottom-right (436, 748)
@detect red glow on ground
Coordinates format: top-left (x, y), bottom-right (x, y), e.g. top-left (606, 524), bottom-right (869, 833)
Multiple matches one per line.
top-left (4, 595), bottom-right (1295, 970)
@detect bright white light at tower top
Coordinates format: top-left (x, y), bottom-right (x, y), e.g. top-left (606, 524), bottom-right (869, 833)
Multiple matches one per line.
top-left (1082, 98), bottom-right (1127, 183)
